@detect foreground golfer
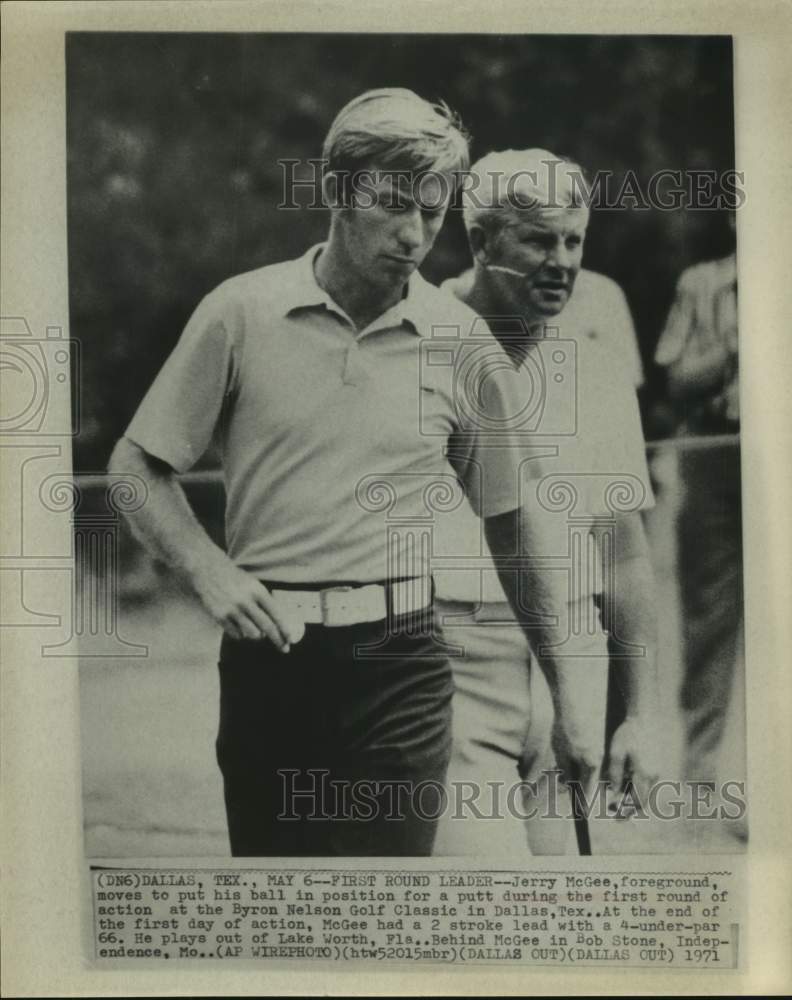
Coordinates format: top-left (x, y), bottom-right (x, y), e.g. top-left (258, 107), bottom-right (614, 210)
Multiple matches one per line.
top-left (110, 91), bottom-right (598, 857)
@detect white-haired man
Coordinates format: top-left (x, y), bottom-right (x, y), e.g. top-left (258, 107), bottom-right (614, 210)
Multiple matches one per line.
top-left (432, 149), bottom-right (660, 855)
top-left (109, 97), bottom-right (596, 858)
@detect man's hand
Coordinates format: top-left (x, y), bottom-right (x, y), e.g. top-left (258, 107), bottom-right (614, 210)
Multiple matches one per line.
top-left (604, 714), bottom-right (663, 805)
top-left (193, 558), bottom-right (303, 651)
top-left (548, 675), bottom-right (608, 792)
top-left (550, 711), bottom-right (604, 793)
top-left (108, 439), bottom-right (305, 652)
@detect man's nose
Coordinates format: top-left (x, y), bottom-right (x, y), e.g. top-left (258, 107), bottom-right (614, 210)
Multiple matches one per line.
top-left (547, 241), bottom-right (573, 270)
top-left (396, 207), bottom-right (424, 250)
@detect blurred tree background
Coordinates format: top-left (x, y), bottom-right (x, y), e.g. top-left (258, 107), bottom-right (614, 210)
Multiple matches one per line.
top-left (66, 32), bottom-right (735, 471)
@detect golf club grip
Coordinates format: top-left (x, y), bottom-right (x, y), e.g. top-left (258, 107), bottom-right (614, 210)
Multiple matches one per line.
top-left (568, 770), bottom-right (593, 855)
top-left (573, 806), bottom-right (592, 855)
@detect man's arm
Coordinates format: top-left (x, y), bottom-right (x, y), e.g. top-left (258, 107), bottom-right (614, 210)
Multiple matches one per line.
top-left (591, 511), bottom-right (660, 797)
top-left (108, 437), bottom-right (298, 650)
top-left (655, 273), bottom-right (735, 405)
top-left (484, 506), bottom-right (607, 789)
top-left (666, 341), bottom-right (736, 404)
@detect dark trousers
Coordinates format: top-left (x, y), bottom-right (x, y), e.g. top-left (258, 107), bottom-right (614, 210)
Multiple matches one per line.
top-left (215, 606), bottom-right (454, 857)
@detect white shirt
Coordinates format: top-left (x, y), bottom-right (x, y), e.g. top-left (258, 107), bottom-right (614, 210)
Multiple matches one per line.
top-left (431, 269), bottom-right (654, 604)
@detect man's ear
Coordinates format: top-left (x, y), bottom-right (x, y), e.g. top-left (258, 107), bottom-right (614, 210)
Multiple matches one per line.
top-left (468, 225), bottom-right (490, 266)
top-left (322, 171), bottom-right (347, 211)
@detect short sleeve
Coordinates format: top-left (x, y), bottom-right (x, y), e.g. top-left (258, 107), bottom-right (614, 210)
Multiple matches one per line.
top-left (595, 391), bottom-right (656, 515)
top-left (578, 357), bottom-right (656, 516)
top-left (124, 290), bottom-right (238, 472)
top-left (609, 284), bottom-right (645, 389)
top-left (446, 341), bottom-right (531, 519)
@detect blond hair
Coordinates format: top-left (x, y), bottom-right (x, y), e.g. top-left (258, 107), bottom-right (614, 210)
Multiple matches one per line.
top-left (322, 88), bottom-right (470, 182)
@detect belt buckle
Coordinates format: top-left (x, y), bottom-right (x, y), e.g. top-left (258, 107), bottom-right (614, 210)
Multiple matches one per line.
top-left (320, 585), bottom-right (354, 627)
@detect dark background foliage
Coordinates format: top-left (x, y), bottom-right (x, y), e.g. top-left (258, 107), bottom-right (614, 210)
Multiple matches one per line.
top-left (66, 32), bottom-right (735, 470)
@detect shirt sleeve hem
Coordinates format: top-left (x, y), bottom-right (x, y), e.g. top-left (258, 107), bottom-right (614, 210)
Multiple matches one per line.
top-left (123, 427), bottom-right (196, 475)
top-left (475, 494), bottom-right (521, 521)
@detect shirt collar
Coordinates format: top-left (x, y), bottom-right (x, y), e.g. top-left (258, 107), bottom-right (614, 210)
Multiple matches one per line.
top-left (278, 243), bottom-right (435, 337)
top-left (276, 243), bottom-right (340, 316)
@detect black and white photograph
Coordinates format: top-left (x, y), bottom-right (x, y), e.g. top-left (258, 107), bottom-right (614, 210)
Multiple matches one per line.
top-left (2, 2), bottom-right (791, 993)
top-left (66, 31), bottom-right (746, 860)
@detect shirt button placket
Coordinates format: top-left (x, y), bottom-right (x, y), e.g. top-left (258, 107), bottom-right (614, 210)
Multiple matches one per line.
top-left (342, 340), bottom-right (369, 385)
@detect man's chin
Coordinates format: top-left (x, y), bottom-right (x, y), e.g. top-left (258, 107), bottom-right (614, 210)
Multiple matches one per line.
top-left (371, 260), bottom-right (417, 288)
top-left (380, 255), bottom-right (419, 272)
top-left (531, 296), bottom-right (568, 318)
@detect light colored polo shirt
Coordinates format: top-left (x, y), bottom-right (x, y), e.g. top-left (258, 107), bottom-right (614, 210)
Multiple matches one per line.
top-left (561, 269), bottom-right (645, 390)
top-left (125, 245), bottom-right (530, 584)
top-left (432, 269), bottom-right (654, 604)
top-left (654, 255), bottom-right (739, 428)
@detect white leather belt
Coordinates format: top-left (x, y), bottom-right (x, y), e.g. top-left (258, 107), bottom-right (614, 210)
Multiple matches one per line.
top-left (270, 580), bottom-right (432, 628)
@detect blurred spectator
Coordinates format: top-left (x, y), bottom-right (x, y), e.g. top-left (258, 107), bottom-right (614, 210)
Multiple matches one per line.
top-left (654, 214), bottom-right (742, 789)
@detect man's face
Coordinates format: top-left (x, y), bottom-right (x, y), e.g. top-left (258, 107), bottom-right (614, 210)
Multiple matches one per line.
top-left (337, 168), bottom-right (452, 288)
top-left (487, 206), bottom-right (589, 320)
